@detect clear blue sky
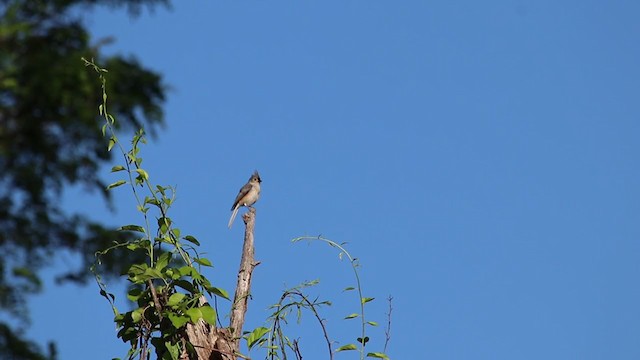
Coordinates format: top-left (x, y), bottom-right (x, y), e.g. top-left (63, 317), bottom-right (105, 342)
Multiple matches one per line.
top-left (25, 1), bottom-right (640, 359)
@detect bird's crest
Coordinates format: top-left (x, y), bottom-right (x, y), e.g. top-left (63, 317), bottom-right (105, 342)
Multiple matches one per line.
top-left (252, 170), bottom-right (262, 182)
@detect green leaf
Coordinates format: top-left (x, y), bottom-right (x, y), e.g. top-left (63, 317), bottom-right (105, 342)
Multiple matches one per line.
top-left (194, 257), bottom-right (212, 267)
top-left (118, 225), bottom-right (145, 233)
top-left (127, 288), bottom-right (143, 302)
top-left (185, 307), bottom-right (203, 323)
top-left (107, 180), bottom-right (126, 190)
top-left (183, 235), bottom-right (200, 246)
top-left (177, 266), bottom-right (194, 277)
top-left (12, 267), bottom-right (41, 288)
top-left (165, 341), bottom-right (181, 360)
top-left (167, 293), bottom-right (186, 307)
top-left (144, 197), bottom-right (159, 205)
top-left (126, 242), bottom-right (142, 251)
top-left (107, 137), bottom-right (116, 151)
top-left (167, 313), bottom-right (189, 329)
top-left (156, 252), bottom-right (172, 271)
top-left (157, 235), bottom-right (173, 244)
top-left (127, 266), bottom-right (159, 283)
top-left (114, 313), bottom-right (124, 323)
top-left (343, 286), bottom-right (355, 292)
top-left (199, 306), bottom-right (217, 326)
top-left (173, 279), bottom-right (195, 292)
top-left (357, 336), bottom-right (370, 345)
top-left (344, 313), bottom-right (360, 319)
top-left (362, 297), bottom-right (375, 304)
top-left (336, 344), bottom-right (358, 352)
top-left (209, 286), bottom-right (230, 300)
top-left (367, 353), bottom-right (390, 359)
top-left (117, 326), bottom-right (138, 342)
top-left (127, 263), bottom-right (148, 276)
top-left (158, 217), bottom-right (172, 230)
top-left (142, 267), bottom-right (163, 280)
top-left (111, 165), bottom-right (125, 172)
top-left (367, 321), bottom-right (379, 326)
top-left (135, 168), bottom-right (149, 181)
top-left (99, 289), bottom-right (116, 302)
top-left (246, 327), bottom-right (270, 350)
top-left (303, 279), bottom-right (320, 287)
top-left (131, 308), bottom-right (142, 323)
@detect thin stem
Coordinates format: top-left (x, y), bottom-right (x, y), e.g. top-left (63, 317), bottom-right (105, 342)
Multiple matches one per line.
top-left (84, 58), bottom-right (156, 267)
top-left (292, 236), bottom-right (367, 360)
top-left (384, 296), bottom-right (393, 354)
top-left (267, 288), bottom-right (333, 360)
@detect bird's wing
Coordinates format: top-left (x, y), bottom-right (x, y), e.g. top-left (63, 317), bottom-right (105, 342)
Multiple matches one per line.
top-left (231, 182), bottom-right (253, 210)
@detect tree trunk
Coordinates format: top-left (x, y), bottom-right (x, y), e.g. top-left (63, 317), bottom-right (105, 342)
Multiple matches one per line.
top-left (182, 208), bottom-right (258, 359)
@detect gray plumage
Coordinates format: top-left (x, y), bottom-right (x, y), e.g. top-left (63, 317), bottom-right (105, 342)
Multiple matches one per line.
top-left (228, 171), bottom-right (262, 228)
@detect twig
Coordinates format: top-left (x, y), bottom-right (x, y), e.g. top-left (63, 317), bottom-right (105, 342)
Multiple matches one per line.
top-left (293, 339), bottom-right (303, 360)
top-left (292, 236), bottom-right (367, 359)
top-left (267, 289), bottom-right (333, 360)
top-left (296, 291), bottom-right (332, 359)
top-left (384, 296), bottom-right (393, 353)
top-left (147, 279), bottom-right (163, 320)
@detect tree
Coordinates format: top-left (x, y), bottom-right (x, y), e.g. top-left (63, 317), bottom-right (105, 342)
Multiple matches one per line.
top-left (87, 59), bottom-right (391, 359)
top-left (0, 0), bottom-right (170, 358)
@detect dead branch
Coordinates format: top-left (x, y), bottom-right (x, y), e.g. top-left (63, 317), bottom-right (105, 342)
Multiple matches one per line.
top-left (181, 207), bottom-right (259, 359)
top-left (230, 207), bottom-right (260, 348)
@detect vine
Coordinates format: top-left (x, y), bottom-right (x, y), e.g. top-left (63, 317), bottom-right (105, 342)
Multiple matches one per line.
top-left (84, 57), bottom-right (228, 360)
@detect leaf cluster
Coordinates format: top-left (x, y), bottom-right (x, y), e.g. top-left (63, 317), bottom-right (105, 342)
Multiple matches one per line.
top-left (86, 59), bottom-right (228, 359)
top-left (245, 238), bottom-right (391, 360)
top-left (296, 237), bottom-right (390, 360)
top-left (0, 1), bottom-right (169, 358)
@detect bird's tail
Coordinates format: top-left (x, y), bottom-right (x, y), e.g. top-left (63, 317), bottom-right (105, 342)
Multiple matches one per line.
top-left (228, 204), bottom-right (240, 229)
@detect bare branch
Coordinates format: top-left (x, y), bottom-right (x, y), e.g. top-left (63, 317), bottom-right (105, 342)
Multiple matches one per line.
top-left (384, 296), bottom-right (393, 354)
top-left (181, 208), bottom-right (259, 360)
top-left (230, 207), bottom-right (260, 346)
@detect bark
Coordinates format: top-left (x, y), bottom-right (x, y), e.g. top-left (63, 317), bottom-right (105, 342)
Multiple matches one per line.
top-left (229, 207), bottom-right (260, 346)
top-left (181, 207), bottom-right (259, 360)
top-left (183, 310), bottom-right (234, 360)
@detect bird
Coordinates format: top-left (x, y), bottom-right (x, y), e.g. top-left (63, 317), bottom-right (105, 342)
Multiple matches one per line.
top-left (228, 171), bottom-right (262, 229)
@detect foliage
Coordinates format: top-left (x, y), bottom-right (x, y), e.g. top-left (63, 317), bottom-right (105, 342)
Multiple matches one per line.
top-left (0, 323), bottom-right (56, 360)
top-left (258, 280), bottom-right (334, 359)
top-left (244, 237), bottom-right (392, 360)
top-left (85, 62), bottom-right (392, 357)
top-left (86, 58), bottom-right (228, 360)
top-left (0, 0), bottom-right (169, 358)
top-left (286, 237), bottom-right (390, 360)
top-left (84, 50), bottom-right (391, 360)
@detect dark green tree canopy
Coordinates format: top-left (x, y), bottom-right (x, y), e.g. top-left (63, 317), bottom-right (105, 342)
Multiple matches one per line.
top-left (0, 0), bottom-right (169, 358)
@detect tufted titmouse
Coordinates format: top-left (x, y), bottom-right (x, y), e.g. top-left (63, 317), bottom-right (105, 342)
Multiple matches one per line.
top-left (228, 171), bottom-right (262, 229)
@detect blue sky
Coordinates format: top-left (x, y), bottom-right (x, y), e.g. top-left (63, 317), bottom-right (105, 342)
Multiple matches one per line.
top-left (24, 1), bottom-right (640, 359)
